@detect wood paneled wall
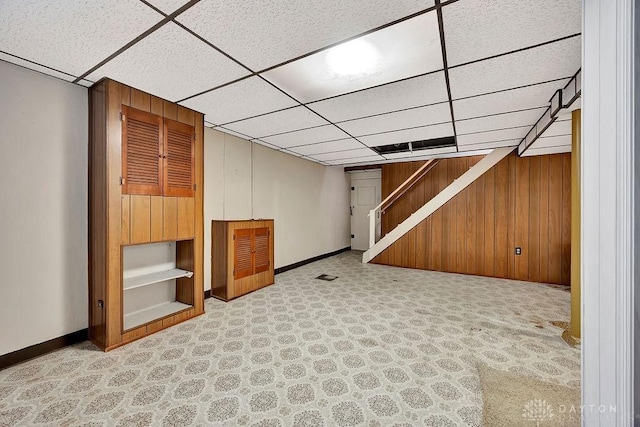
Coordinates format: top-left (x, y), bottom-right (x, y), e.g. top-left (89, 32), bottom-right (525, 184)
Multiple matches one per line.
top-left (373, 152), bottom-right (571, 285)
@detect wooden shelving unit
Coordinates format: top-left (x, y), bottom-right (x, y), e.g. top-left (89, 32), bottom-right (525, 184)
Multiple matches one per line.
top-left (89, 79), bottom-right (204, 351)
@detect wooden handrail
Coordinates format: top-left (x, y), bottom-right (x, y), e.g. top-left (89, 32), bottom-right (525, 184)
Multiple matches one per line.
top-left (370, 159), bottom-right (439, 215)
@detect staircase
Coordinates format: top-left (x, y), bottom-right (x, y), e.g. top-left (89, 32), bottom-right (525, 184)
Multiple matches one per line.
top-left (362, 147), bottom-right (515, 263)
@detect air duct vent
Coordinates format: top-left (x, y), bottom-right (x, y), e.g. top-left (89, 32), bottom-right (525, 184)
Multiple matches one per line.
top-left (370, 136), bottom-right (456, 155)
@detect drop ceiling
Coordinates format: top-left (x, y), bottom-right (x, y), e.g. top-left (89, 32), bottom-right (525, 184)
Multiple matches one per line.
top-left (0, 0), bottom-right (581, 166)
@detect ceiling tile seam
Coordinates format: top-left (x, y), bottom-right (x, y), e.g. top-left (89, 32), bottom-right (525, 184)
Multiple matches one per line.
top-left (354, 121), bottom-right (454, 138)
top-left (254, 0), bottom-right (459, 76)
top-left (215, 105), bottom-right (301, 127)
top-left (527, 144), bottom-right (572, 150)
top-left (73, 0), bottom-right (201, 83)
top-left (254, 123), bottom-right (336, 140)
top-left (455, 106), bottom-right (549, 122)
top-left (448, 33), bottom-right (582, 71)
top-left (268, 134), bottom-right (356, 147)
top-left (138, 0), bottom-right (168, 16)
top-left (457, 124), bottom-right (533, 136)
top-left (458, 138), bottom-right (521, 147)
top-left (176, 74), bottom-right (256, 104)
top-left (253, 75), bottom-right (374, 151)
top-left (198, 77), bottom-right (572, 131)
top-left (0, 58), bottom-right (83, 86)
top-left (215, 126), bottom-right (256, 140)
top-left (538, 133), bottom-right (572, 138)
top-left (332, 101), bottom-right (451, 125)
top-left (302, 69), bottom-right (445, 105)
top-left (451, 77), bottom-right (573, 102)
top-left (0, 50), bottom-right (79, 80)
top-left (171, 20), bottom-right (255, 76)
top-left (290, 146), bottom-right (380, 156)
top-left (435, 0), bottom-right (458, 152)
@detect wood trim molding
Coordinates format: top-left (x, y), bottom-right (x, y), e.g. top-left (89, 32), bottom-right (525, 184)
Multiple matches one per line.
top-left (0, 330), bottom-right (88, 371)
top-left (582, 0), bottom-right (635, 423)
top-left (274, 247), bottom-right (351, 275)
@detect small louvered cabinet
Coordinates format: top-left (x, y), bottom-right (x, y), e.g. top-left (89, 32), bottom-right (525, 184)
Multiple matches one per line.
top-left (211, 220), bottom-right (275, 301)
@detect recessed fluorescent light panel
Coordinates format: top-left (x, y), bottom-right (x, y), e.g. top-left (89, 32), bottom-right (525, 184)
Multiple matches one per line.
top-left (371, 136), bottom-right (456, 155)
top-left (261, 12), bottom-right (443, 103)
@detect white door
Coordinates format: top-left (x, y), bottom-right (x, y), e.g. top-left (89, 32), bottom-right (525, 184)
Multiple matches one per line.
top-left (350, 170), bottom-right (381, 251)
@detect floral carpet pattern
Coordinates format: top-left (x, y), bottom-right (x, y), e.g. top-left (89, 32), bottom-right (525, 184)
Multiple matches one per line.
top-left (0, 251), bottom-right (580, 426)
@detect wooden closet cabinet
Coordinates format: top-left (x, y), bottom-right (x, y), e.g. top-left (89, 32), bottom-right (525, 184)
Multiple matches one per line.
top-left (122, 105), bottom-right (195, 198)
top-left (211, 220), bottom-right (275, 301)
top-left (89, 79), bottom-right (204, 351)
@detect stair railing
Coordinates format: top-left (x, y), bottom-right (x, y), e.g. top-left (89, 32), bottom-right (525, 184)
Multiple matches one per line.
top-left (367, 158), bottom-right (440, 248)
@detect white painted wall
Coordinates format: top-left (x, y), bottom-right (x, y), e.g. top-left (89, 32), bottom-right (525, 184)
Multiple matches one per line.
top-left (203, 128), bottom-right (351, 290)
top-left (0, 62), bottom-right (88, 356)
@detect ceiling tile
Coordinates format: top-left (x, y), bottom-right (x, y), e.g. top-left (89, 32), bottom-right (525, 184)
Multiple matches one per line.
top-left (531, 134), bottom-right (572, 149)
top-left (0, 53), bottom-right (75, 82)
top-left (180, 77), bottom-right (298, 124)
top-left (77, 79), bottom-right (95, 87)
top-left (457, 128), bottom-right (528, 146)
top-left (86, 22), bottom-right (249, 101)
top-left (359, 123), bottom-right (454, 147)
top-left (261, 125), bottom-right (350, 148)
top-left (251, 139), bottom-right (281, 150)
top-left (458, 139), bottom-right (520, 151)
top-left (339, 103), bottom-right (451, 137)
top-left (453, 80), bottom-right (567, 120)
top-left (539, 119), bottom-right (571, 138)
top-left (213, 126), bottom-right (253, 141)
top-left (177, 0), bottom-right (434, 71)
top-left (521, 145), bottom-right (571, 157)
top-left (311, 148), bottom-right (377, 162)
top-left (383, 146), bottom-right (457, 159)
top-left (288, 139), bottom-right (365, 156)
top-left (224, 106), bottom-right (329, 138)
top-left (0, 0), bottom-right (163, 77)
top-left (456, 108), bottom-right (546, 135)
top-left (448, 36), bottom-right (581, 99)
top-left (307, 72), bottom-right (448, 123)
top-left (443, 0), bottom-right (581, 67)
top-left (144, 0), bottom-right (191, 14)
top-left (326, 155), bottom-right (385, 165)
top-left (261, 12), bottom-right (442, 103)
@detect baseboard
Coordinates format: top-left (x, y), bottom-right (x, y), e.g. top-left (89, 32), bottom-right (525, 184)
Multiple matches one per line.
top-left (0, 329), bottom-right (88, 371)
top-left (204, 289), bottom-right (211, 299)
top-left (274, 246), bottom-right (351, 275)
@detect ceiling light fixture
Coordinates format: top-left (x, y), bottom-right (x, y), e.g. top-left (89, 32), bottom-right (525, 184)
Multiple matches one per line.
top-left (325, 39), bottom-right (380, 76)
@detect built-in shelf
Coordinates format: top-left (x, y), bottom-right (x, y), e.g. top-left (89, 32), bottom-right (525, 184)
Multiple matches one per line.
top-left (124, 268), bottom-right (193, 291)
top-left (123, 301), bottom-right (191, 330)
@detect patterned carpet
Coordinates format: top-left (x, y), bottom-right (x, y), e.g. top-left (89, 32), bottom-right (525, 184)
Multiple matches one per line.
top-left (0, 251), bottom-right (580, 426)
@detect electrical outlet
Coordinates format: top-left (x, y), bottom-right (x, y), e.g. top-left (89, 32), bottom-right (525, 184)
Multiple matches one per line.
top-left (515, 247), bottom-right (522, 255)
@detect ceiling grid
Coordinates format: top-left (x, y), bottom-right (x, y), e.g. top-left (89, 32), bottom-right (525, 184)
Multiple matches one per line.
top-left (0, 0), bottom-right (581, 165)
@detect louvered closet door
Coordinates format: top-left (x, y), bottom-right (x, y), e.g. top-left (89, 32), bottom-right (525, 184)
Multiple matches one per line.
top-left (164, 119), bottom-right (195, 197)
top-left (253, 227), bottom-right (270, 274)
top-left (233, 228), bottom-right (253, 280)
top-left (122, 106), bottom-right (163, 195)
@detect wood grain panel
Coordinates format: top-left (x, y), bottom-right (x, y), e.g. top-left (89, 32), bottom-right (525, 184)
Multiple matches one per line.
top-left (561, 154), bottom-right (572, 285)
top-left (372, 152), bottom-right (571, 285)
top-left (130, 195), bottom-right (151, 244)
top-left (163, 197), bottom-right (178, 241)
top-left (163, 100), bottom-right (177, 120)
top-left (150, 96), bottom-right (163, 116)
top-left (150, 196), bottom-right (163, 242)
top-left (131, 88), bottom-right (150, 112)
top-left (539, 156), bottom-right (550, 283)
top-left (121, 195), bottom-right (130, 244)
top-left (514, 157), bottom-right (530, 280)
top-left (177, 197), bottom-right (195, 239)
top-left (528, 157), bottom-right (541, 282)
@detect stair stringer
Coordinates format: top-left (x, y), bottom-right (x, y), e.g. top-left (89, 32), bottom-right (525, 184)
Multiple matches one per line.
top-left (362, 147), bottom-right (515, 263)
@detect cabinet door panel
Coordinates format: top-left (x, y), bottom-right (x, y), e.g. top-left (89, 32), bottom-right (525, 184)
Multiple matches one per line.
top-left (254, 227), bottom-right (270, 274)
top-left (233, 228), bottom-right (253, 280)
top-left (130, 195), bottom-right (151, 244)
top-left (164, 119), bottom-right (195, 197)
top-left (122, 106), bottom-right (163, 195)
top-left (177, 197), bottom-right (195, 239)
